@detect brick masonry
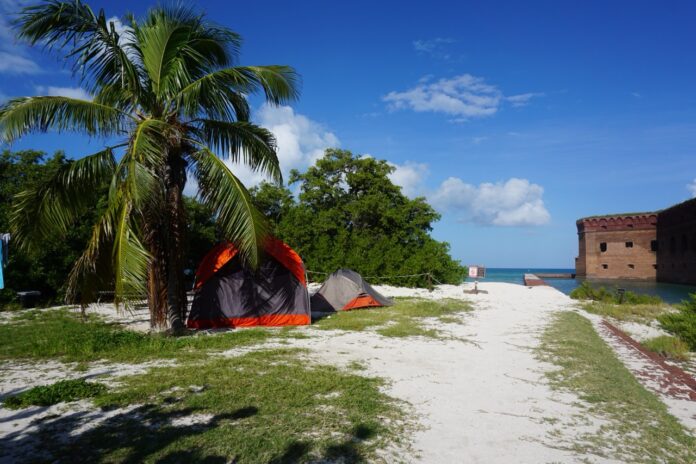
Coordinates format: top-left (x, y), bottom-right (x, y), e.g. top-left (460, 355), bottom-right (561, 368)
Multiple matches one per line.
top-left (576, 198), bottom-right (696, 285)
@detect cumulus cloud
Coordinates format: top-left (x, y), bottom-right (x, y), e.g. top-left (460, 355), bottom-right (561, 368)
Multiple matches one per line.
top-left (35, 85), bottom-right (91, 100)
top-left (387, 161), bottom-right (428, 197)
top-left (384, 74), bottom-right (542, 120)
top-left (430, 177), bottom-right (550, 226)
top-left (224, 104), bottom-right (340, 187)
top-left (688, 179), bottom-right (696, 198)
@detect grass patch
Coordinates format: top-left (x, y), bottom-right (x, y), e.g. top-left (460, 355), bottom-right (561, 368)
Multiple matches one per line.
top-left (659, 293), bottom-right (696, 350)
top-left (313, 298), bottom-right (470, 338)
top-left (30, 349), bottom-right (407, 463)
top-left (570, 281), bottom-right (662, 305)
top-left (537, 311), bottom-right (696, 462)
top-left (580, 301), bottom-right (669, 322)
top-left (642, 335), bottom-right (691, 361)
top-left (3, 379), bottom-right (106, 409)
top-left (0, 309), bottom-right (279, 363)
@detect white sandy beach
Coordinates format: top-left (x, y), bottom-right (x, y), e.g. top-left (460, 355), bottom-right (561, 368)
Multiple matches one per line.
top-left (1, 282), bottom-right (695, 463)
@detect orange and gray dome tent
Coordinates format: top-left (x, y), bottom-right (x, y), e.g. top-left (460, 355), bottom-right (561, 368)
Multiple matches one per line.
top-left (310, 269), bottom-right (393, 312)
top-left (187, 238), bottom-right (310, 329)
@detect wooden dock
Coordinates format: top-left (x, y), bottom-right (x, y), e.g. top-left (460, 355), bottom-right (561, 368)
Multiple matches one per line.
top-left (535, 272), bottom-right (575, 279)
top-left (523, 274), bottom-right (548, 286)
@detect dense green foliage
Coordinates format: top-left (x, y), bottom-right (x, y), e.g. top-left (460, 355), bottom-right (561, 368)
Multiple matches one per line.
top-left (3, 378), bottom-right (106, 409)
top-left (0, 150), bottom-right (99, 306)
top-left (570, 281), bottom-right (662, 305)
top-left (251, 149), bottom-right (466, 286)
top-left (0, 150), bottom-right (218, 309)
top-left (659, 293), bottom-right (696, 350)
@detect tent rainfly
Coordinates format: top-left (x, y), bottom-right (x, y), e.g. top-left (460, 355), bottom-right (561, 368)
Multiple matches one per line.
top-left (310, 269), bottom-right (393, 312)
top-left (187, 238), bottom-right (310, 329)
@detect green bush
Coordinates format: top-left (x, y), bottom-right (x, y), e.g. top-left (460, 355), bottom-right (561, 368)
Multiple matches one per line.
top-left (3, 379), bottom-right (106, 409)
top-left (659, 294), bottom-right (696, 350)
top-left (570, 281), bottom-right (662, 305)
top-left (642, 336), bottom-right (691, 361)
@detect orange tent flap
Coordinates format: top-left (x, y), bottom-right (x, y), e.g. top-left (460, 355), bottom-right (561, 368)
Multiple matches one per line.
top-left (342, 294), bottom-right (383, 311)
top-left (187, 314), bottom-right (310, 329)
top-left (194, 238), bottom-right (305, 290)
top-left (194, 242), bottom-right (239, 290)
top-left (264, 237), bottom-right (306, 286)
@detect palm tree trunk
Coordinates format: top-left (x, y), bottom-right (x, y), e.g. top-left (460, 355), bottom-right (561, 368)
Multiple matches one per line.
top-left (164, 152), bottom-right (188, 333)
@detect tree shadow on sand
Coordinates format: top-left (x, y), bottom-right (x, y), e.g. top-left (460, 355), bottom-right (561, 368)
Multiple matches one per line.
top-left (0, 404), bottom-right (256, 463)
top-left (1, 402), bottom-right (381, 463)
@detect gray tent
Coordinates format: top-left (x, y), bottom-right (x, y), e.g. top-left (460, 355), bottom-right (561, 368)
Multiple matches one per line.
top-left (310, 269), bottom-right (393, 312)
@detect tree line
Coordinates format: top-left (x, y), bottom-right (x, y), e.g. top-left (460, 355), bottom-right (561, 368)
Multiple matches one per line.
top-left (0, 148), bottom-right (465, 309)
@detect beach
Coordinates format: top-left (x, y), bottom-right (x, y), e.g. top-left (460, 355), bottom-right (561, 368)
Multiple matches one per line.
top-left (1, 282), bottom-right (695, 463)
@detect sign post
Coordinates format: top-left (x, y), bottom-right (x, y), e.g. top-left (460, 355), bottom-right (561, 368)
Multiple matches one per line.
top-left (468, 265), bottom-right (486, 294)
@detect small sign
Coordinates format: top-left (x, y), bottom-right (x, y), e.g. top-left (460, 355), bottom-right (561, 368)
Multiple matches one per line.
top-left (468, 266), bottom-right (486, 279)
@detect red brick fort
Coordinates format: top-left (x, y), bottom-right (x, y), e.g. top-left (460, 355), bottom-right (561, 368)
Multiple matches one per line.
top-left (576, 198), bottom-right (696, 285)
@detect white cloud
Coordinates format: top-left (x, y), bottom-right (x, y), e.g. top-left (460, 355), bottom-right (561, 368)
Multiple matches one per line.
top-left (430, 177), bottom-right (550, 226)
top-left (413, 38), bottom-right (455, 60)
top-left (35, 86), bottom-right (91, 100)
top-left (506, 92), bottom-right (544, 107)
top-left (224, 104), bottom-right (340, 187)
top-left (0, 50), bottom-right (40, 74)
top-left (387, 161), bottom-right (428, 197)
top-left (0, 1), bottom-right (41, 75)
top-left (384, 74), bottom-right (542, 121)
top-left (688, 179), bottom-right (696, 198)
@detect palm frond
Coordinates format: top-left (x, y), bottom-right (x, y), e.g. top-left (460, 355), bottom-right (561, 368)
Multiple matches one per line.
top-left (0, 96), bottom-right (131, 142)
top-left (192, 148), bottom-right (268, 268)
top-left (65, 201), bottom-right (119, 306)
top-left (10, 146), bottom-right (117, 252)
top-left (190, 120), bottom-right (281, 183)
top-left (176, 65), bottom-right (299, 112)
top-left (15, 1), bottom-right (143, 95)
top-left (112, 201), bottom-right (150, 306)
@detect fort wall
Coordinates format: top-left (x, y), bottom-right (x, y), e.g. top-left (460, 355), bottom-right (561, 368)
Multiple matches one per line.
top-left (576, 214), bottom-right (657, 280)
top-left (656, 198), bottom-right (696, 285)
top-left (576, 199), bottom-right (696, 285)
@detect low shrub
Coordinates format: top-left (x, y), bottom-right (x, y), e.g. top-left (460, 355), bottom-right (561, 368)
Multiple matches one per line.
top-left (570, 281), bottom-right (662, 305)
top-left (659, 294), bottom-right (696, 350)
top-left (3, 379), bottom-right (107, 409)
top-left (642, 336), bottom-right (691, 361)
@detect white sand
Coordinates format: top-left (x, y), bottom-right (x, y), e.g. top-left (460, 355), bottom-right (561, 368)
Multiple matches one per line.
top-left (2, 282), bottom-right (695, 463)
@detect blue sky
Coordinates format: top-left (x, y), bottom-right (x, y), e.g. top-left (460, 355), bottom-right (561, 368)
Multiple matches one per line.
top-left (1, 0), bottom-right (696, 268)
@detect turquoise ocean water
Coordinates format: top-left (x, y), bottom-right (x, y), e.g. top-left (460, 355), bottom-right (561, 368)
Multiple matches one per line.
top-left (477, 268), bottom-right (696, 305)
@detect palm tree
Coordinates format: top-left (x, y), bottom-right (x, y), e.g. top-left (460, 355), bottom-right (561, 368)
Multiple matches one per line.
top-left (0, 1), bottom-right (299, 331)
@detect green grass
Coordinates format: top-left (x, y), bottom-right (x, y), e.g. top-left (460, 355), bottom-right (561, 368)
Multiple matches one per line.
top-left (537, 311), bottom-right (696, 462)
top-left (3, 378), bottom-right (107, 409)
top-left (0, 309), bottom-right (281, 363)
top-left (313, 298), bottom-right (470, 338)
top-left (29, 349), bottom-right (406, 463)
top-left (658, 293), bottom-right (696, 350)
top-left (570, 281), bottom-right (662, 305)
top-left (580, 301), bottom-right (669, 322)
top-left (642, 335), bottom-right (691, 361)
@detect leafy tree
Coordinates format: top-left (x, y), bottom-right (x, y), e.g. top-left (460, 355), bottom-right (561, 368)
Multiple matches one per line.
top-left (0, 2), bottom-right (298, 330)
top-left (252, 149), bottom-right (466, 286)
top-left (0, 150), bottom-right (100, 305)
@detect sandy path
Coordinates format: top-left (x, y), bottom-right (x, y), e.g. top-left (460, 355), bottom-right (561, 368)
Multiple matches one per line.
top-left (292, 282), bottom-right (612, 463)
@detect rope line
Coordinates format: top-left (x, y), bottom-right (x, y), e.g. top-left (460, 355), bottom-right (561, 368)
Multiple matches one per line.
top-left (306, 270), bottom-right (436, 281)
